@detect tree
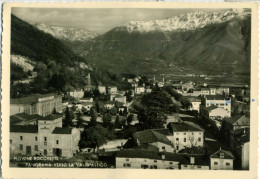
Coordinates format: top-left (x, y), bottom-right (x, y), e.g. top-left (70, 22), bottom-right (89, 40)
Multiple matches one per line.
top-left (124, 90), bottom-right (133, 102)
top-left (123, 107), bottom-right (128, 116)
top-left (102, 113), bottom-right (112, 128)
top-left (89, 107), bottom-right (98, 127)
top-left (63, 107), bottom-right (73, 127)
top-left (52, 107), bottom-right (57, 114)
top-left (110, 107), bottom-right (117, 115)
top-left (115, 115), bottom-right (120, 129)
top-left (79, 124), bottom-right (113, 151)
top-left (77, 112), bottom-right (84, 128)
top-left (126, 114), bottom-right (134, 126)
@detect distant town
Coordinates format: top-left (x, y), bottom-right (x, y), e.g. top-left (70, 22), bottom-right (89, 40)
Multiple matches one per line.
top-left (10, 73), bottom-right (250, 170)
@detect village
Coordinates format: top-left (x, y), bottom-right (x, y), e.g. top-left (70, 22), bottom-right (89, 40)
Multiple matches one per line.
top-left (9, 73), bottom-right (250, 170)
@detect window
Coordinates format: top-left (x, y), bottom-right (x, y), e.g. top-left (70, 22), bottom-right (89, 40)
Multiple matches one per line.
top-left (141, 164), bottom-right (149, 169)
top-left (56, 140), bottom-right (59, 144)
top-left (226, 162), bottom-right (230, 166)
top-left (123, 163), bottom-right (131, 167)
top-left (214, 162), bottom-right (218, 165)
top-left (199, 133), bottom-right (201, 135)
top-left (125, 159), bottom-right (129, 161)
top-left (192, 133), bottom-right (194, 135)
top-left (162, 146), bottom-right (165, 150)
top-left (44, 137), bottom-right (47, 141)
top-left (153, 165), bottom-right (157, 169)
top-left (20, 136), bottom-right (23, 140)
top-left (35, 145), bottom-right (38, 151)
top-left (169, 162), bottom-right (173, 164)
top-left (184, 133), bottom-right (186, 135)
top-left (198, 138), bottom-right (201, 142)
top-left (35, 136), bottom-right (38, 141)
top-left (10, 140), bottom-right (12, 144)
top-left (44, 149), bottom-right (47, 156)
top-left (20, 144), bottom-right (23, 151)
top-left (176, 138), bottom-right (179, 141)
top-left (184, 138), bottom-right (186, 142)
top-left (183, 165), bottom-right (187, 167)
top-left (144, 159), bottom-right (147, 162)
top-left (220, 153), bottom-right (224, 158)
top-left (154, 160), bottom-right (157, 163)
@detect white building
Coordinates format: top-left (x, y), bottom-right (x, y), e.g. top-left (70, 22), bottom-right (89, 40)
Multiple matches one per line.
top-left (135, 86), bottom-right (145, 94)
top-left (108, 86), bottom-right (117, 94)
top-left (167, 122), bottom-right (204, 151)
top-left (98, 86), bottom-right (106, 94)
top-left (68, 90), bottom-right (84, 99)
top-left (186, 97), bottom-right (201, 112)
top-left (210, 149), bottom-right (234, 170)
top-left (10, 114), bottom-right (80, 158)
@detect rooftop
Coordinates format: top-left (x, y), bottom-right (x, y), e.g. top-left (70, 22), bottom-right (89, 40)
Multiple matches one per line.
top-left (116, 149), bottom-right (183, 162)
top-left (40, 114), bottom-right (62, 121)
top-left (11, 93), bottom-right (59, 104)
top-left (52, 127), bottom-right (72, 134)
top-left (224, 115), bottom-right (250, 125)
top-left (204, 95), bottom-right (229, 100)
top-left (168, 122), bottom-right (203, 132)
top-left (202, 105), bottom-right (219, 112)
top-left (10, 125), bottom-right (38, 133)
top-left (133, 129), bottom-right (172, 146)
top-left (210, 149), bottom-right (234, 159)
top-left (10, 113), bottom-right (44, 124)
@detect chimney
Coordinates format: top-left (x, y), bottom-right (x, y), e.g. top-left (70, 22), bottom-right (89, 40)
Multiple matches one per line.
top-left (190, 156), bottom-right (195, 165)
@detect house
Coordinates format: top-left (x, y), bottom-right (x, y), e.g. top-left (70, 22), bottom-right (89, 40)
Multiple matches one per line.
top-left (201, 95), bottom-right (231, 115)
top-left (223, 115), bottom-right (250, 132)
top-left (135, 86), bottom-right (145, 94)
top-left (114, 94), bottom-right (127, 105)
top-left (124, 129), bottom-right (173, 153)
top-left (210, 149), bottom-right (234, 170)
top-left (108, 86), bottom-right (117, 94)
top-left (68, 89), bottom-right (84, 99)
top-left (116, 149), bottom-right (181, 169)
top-left (180, 155), bottom-right (209, 170)
top-left (215, 87), bottom-right (229, 95)
top-left (167, 122), bottom-right (204, 151)
top-left (104, 101), bottom-right (115, 109)
top-left (81, 102), bottom-right (94, 111)
top-left (10, 113), bottom-right (44, 125)
top-left (201, 88), bottom-right (210, 95)
top-left (200, 105), bottom-right (231, 121)
top-left (10, 114), bottom-right (80, 158)
top-left (10, 93), bottom-right (62, 117)
top-left (98, 86), bottom-right (106, 94)
top-left (229, 128), bottom-right (249, 170)
top-left (186, 97), bottom-right (201, 112)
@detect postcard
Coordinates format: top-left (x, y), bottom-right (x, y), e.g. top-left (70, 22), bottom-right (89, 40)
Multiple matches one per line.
top-left (1, 2), bottom-right (258, 179)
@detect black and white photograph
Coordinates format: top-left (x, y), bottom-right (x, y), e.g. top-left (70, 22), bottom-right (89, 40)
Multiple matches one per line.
top-left (1, 2), bottom-right (258, 179)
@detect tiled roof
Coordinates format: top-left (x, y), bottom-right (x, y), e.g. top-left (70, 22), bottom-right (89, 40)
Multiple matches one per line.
top-left (116, 149), bottom-right (183, 162)
top-left (40, 114), bottom-right (62, 121)
top-left (10, 93), bottom-right (58, 104)
top-left (202, 105), bottom-right (219, 112)
top-left (224, 115), bottom-right (250, 125)
top-left (152, 128), bottom-right (172, 135)
top-left (133, 129), bottom-right (172, 146)
top-left (204, 95), bottom-right (228, 100)
top-left (52, 127), bottom-right (72, 134)
top-left (210, 149), bottom-right (234, 159)
top-left (10, 125), bottom-right (38, 133)
top-left (10, 113), bottom-right (44, 124)
top-left (169, 122), bottom-right (203, 132)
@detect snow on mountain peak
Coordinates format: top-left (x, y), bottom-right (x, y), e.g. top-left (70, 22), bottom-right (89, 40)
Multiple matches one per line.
top-left (115, 9), bottom-right (250, 33)
top-left (33, 23), bottom-right (98, 41)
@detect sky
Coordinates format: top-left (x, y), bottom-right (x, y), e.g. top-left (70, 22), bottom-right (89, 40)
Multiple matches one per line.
top-left (12, 8), bottom-right (228, 34)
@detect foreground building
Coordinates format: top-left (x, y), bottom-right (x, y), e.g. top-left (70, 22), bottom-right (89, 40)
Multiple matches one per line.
top-left (210, 149), bottom-right (234, 170)
top-left (116, 149), bottom-right (181, 169)
top-left (167, 122), bottom-right (204, 151)
top-left (10, 114), bottom-right (80, 158)
top-left (10, 94), bottom-right (62, 117)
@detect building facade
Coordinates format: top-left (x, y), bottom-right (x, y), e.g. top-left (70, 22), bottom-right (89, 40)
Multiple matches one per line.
top-left (11, 94), bottom-right (62, 117)
top-left (10, 114), bottom-right (80, 158)
top-left (210, 149), bottom-right (234, 170)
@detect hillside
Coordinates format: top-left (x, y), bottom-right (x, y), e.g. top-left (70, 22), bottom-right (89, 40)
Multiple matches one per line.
top-left (73, 10), bottom-right (251, 75)
top-left (33, 23), bottom-right (97, 42)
